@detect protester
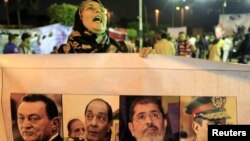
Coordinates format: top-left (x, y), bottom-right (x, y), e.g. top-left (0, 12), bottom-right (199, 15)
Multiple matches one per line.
top-left (208, 39), bottom-right (221, 61)
top-left (176, 32), bottom-right (196, 57)
top-left (154, 31), bottom-right (175, 55)
top-left (3, 33), bottom-right (19, 54)
top-left (128, 96), bottom-right (167, 141)
top-left (17, 94), bottom-right (63, 141)
top-left (58, 0), bottom-right (129, 53)
top-left (18, 32), bottom-right (31, 54)
top-left (237, 30), bottom-right (250, 64)
top-left (84, 98), bottom-right (113, 141)
top-left (221, 36), bottom-right (233, 62)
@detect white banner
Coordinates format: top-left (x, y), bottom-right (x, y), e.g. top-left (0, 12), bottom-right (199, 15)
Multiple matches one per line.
top-left (167, 27), bottom-right (187, 38)
top-left (0, 54), bottom-right (250, 140)
top-left (219, 13), bottom-right (250, 36)
top-left (0, 23), bottom-right (72, 54)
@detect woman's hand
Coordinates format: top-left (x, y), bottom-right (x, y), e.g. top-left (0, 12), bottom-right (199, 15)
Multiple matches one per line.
top-left (139, 47), bottom-right (155, 58)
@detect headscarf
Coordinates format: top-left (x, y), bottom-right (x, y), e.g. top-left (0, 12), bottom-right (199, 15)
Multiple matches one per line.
top-left (59, 0), bottom-right (127, 53)
top-left (75, 0), bottom-right (104, 34)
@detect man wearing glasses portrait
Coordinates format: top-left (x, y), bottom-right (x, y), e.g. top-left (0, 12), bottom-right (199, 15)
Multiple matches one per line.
top-left (128, 96), bottom-right (168, 141)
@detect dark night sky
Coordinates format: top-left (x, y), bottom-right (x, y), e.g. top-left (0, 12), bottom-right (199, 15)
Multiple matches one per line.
top-left (1, 0), bottom-right (250, 32)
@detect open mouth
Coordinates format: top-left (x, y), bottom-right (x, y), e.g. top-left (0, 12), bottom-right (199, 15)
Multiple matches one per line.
top-left (93, 16), bottom-right (102, 23)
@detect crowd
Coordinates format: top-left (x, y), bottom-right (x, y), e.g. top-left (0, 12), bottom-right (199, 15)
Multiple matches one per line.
top-left (141, 26), bottom-right (250, 64)
top-left (3, 26), bottom-right (250, 64)
top-left (2, 32), bottom-right (44, 54)
top-left (2, 0), bottom-right (250, 64)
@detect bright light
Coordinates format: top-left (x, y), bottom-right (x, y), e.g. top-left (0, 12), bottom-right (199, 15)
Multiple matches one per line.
top-left (185, 6), bottom-right (190, 10)
top-left (155, 9), bottom-right (160, 27)
top-left (223, 1), bottom-right (227, 7)
top-left (155, 9), bottom-right (160, 14)
top-left (176, 6), bottom-right (180, 11)
top-left (3, 0), bottom-right (9, 4)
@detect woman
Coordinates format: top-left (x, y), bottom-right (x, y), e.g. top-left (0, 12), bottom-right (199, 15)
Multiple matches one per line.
top-left (208, 39), bottom-right (221, 61)
top-left (58, 0), bottom-right (128, 53)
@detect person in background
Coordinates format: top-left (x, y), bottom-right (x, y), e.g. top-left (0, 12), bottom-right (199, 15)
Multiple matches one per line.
top-left (67, 118), bottom-right (85, 141)
top-left (176, 32), bottom-right (196, 57)
top-left (18, 32), bottom-right (31, 54)
top-left (222, 36), bottom-right (233, 62)
top-left (154, 31), bottom-right (175, 56)
top-left (58, 0), bottom-right (129, 53)
top-left (208, 39), bottom-right (221, 61)
top-left (196, 34), bottom-right (209, 59)
top-left (237, 27), bottom-right (250, 64)
top-left (3, 33), bottom-right (19, 54)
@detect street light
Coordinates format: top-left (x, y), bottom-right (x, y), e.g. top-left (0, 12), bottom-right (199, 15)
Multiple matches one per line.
top-left (3, 0), bottom-right (10, 26)
top-left (139, 0), bottom-right (143, 51)
top-left (155, 9), bottom-right (160, 27)
top-left (176, 5), bottom-right (189, 26)
top-left (176, 6), bottom-right (180, 11)
top-left (222, 0), bottom-right (227, 14)
top-left (184, 6), bottom-right (190, 10)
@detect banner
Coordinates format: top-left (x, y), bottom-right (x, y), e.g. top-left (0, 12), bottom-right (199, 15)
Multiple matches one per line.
top-left (0, 54), bottom-right (250, 141)
top-left (218, 13), bottom-right (250, 36)
top-left (167, 27), bottom-right (187, 38)
top-left (0, 23), bottom-right (72, 54)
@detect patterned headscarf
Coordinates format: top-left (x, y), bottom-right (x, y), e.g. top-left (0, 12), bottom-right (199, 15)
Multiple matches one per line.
top-left (75, 0), bottom-right (104, 34)
top-left (58, 0), bottom-right (128, 53)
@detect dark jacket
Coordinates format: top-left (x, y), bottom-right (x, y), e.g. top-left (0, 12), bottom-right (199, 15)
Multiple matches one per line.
top-left (51, 134), bottom-right (63, 141)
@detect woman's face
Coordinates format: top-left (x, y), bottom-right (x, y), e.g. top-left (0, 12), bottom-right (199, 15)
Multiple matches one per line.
top-left (81, 1), bottom-right (107, 34)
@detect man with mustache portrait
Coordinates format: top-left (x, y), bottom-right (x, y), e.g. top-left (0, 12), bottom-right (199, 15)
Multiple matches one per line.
top-left (128, 96), bottom-right (168, 141)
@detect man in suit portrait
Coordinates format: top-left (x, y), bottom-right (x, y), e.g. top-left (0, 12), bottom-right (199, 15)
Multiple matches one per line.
top-left (17, 94), bottom-right (63, 141)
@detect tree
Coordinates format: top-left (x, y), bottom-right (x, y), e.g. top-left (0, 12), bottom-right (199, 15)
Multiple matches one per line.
top-left (48, 3), bottom-right (77, 26)
top-left (127, 28), bottom-right (138, 40)
top-left (10, 0), bottom-right (40, 28)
